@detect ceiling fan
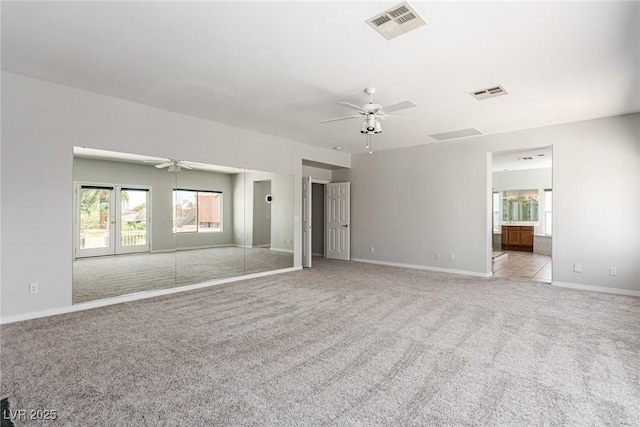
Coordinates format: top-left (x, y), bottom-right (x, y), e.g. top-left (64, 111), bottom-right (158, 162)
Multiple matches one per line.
top-left (146, 159), bottom-right (195, 173)
top-left (321, 87), bottom-right (416, 135)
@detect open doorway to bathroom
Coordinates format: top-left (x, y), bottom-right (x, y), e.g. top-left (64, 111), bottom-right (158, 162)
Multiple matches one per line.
top-left (491, 146), bottom-right (552, 283)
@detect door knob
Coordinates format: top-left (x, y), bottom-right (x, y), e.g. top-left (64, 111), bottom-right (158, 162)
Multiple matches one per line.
top-left (341, 224), bottom-right (349, 228)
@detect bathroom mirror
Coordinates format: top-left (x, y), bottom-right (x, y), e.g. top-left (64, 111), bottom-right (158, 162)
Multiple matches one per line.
top-left (502, 189), bottom-right (539, 222)
top-left (72, 147), bottom-right (294, 304)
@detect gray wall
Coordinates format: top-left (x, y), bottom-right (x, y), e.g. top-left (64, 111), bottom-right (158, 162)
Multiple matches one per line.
top-left (333, 113), bottom-right (640, 293)
top-left (252, 180), bottom-right (272, 247)
top-left (302, 165), bottom-right (332, 182)
top-left (234, 171), bottom-right (294, 252)
top-left (1, 72), bottom-right (349, 319)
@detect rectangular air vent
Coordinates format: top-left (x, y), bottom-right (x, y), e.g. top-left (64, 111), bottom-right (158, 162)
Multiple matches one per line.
top-left (366, 1), bottom-right (427, 40)
top-left (471, 85), bottom-right (508, 100)
top-left (429, 128), bottom-right (483, 141)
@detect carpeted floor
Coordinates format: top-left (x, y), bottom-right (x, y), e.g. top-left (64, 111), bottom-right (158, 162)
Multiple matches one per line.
top-left (72, 246), bottom-right (294, 303)
top-left (3, 258), bottom-right (639, 426)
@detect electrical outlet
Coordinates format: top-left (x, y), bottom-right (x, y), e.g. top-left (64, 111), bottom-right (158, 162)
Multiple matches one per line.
top-left (610, 266), bottom-right (617, 276)
top-left (573, 262), bottom-right (583, 273)
top-left (435, 253), bottom-right (441, 260)
top-left (449, 253), bottom-right (455, 261)
top-left (29, 282), bottom-right (39, 295)
top-left (370, 247), bottom-right (375, 253)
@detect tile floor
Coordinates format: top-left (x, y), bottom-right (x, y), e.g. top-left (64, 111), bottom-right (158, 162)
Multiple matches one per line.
top-left (492, 250), bottom-right (552, 283)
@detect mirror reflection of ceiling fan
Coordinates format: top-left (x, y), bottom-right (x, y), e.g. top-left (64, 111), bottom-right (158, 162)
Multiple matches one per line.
top-left (146, 159), bottom-right (198, 173)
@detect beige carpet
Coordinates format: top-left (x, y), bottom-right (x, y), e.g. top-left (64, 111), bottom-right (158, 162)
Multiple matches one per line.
top-left (72, 246), bottom-right (294, 303)
top-left (3, 258), bottom-right (639, 426)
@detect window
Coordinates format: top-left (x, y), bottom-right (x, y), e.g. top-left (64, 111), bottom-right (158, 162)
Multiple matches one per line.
top-left (492, 192), bottom-right (501, 233)
top-left (173, 190), bottom-right (222, 233)
top-left (544, 189), bottom-right (552, 235)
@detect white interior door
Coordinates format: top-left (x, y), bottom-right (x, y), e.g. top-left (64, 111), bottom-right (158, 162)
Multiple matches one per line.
top-left (302, 176), bottom-right (312, 267)
top-left (326, 182), bottom-right (350, 261)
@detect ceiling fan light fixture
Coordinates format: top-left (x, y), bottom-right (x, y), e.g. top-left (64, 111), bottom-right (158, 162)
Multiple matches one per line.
top-left (366, 114), bottom-right (376, 132)
top-left (361, 115), bottom-right (383, 135)
top-left (167, 163), bottom-right (182, 173)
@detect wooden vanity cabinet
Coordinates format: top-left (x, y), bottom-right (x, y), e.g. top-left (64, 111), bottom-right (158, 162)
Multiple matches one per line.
top-left (501, 226), bottom-right (534, 251)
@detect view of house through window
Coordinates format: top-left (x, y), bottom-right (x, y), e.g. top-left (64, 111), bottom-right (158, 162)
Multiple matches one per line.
top-left (173, 190), bottom-right (222, 233)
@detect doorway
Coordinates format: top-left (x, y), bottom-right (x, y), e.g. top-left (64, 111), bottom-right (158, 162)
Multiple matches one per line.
top-left (302, 178), bottom-right (350, 267)
top-left (490, 146), bottom-right (553, 283)
top-left (75, 184), bottom-right (150, 258)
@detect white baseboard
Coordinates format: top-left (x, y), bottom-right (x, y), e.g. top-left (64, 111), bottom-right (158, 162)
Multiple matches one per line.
top-left (176, 244), bottom-right (234, 251)
top-left (351, 258), bottom-right (492, 278)
top-left (552, 281), bottom-right (640, 297)
top-left (150, 244), bottom-right (234, 254)
top-left (0, 267), bottom-right (302, 325)
top-left (270, 247), bottom-right (294, 254)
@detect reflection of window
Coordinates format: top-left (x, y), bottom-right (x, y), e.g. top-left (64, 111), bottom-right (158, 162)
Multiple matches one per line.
top-left (544, 189), bottom-right (552, 235)
top-left (493, 192), bottom-right (501, 233)
top-left (173, 190), bottom-right (222, 233)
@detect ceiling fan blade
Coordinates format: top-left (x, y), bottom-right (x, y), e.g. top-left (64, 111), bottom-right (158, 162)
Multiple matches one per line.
top-left (182, 161), bottom-right (207, 168)
top-left (180, 164), bottom-right (193, 170)
top-left (155, 162), bottom-right (173, 168)
top-left (383, 101), bottom-right (416, 113)
top-left (337, 102), bottom-right (366, 113)
top-left (380, 114), bottom-right (417, 122)
top-left (320, 115), bottom-right (361, 123)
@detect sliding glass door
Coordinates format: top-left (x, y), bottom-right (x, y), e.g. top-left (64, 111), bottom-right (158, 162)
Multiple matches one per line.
top-left (76, 185), bottom-right (150, 258)
top-left (116, 188), bottom-right (150, 254)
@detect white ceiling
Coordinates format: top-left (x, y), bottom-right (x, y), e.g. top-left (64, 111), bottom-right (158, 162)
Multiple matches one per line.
top-left (3, 1), bottom-right (639, 155)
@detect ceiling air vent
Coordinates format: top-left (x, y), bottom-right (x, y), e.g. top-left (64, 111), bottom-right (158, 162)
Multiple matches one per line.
top-left (471, 85), bottom-right (508, 100)
top-left (429, 128), bottom-right (483, 141)
top-left (366, 1), bottom-right (427, 40)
